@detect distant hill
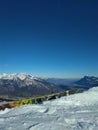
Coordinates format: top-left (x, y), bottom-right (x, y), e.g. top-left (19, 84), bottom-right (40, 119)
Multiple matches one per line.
top-left (1, 74), bottom-right (97, 99)
top-left (45, 78), bottom-right (78, 85)
top-left (0, 73), bottom-right (62, 99)
top-left (74, 76), bottom-right (98, 89)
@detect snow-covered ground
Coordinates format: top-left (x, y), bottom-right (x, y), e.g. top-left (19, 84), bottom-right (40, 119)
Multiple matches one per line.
top-left (0, 87), bottom-right (98, 130)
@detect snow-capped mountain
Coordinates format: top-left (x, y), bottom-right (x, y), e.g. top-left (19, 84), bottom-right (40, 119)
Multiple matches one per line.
top-left (0, 87), bottom-right (98, 130)
top-left (75, 76), bottom-right (98, 89)
top-left (0, 73), bottom-right (61, 99)
top-left (0, 73), bottom-right (41, 81)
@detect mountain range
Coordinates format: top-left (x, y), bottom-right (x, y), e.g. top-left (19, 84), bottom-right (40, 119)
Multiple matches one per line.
top-left (74, 76), bottom-right (98, 89)
top-left (0, 73), bottom-right (61, 99)
top-left (0, 73), bottom-right (98, 99)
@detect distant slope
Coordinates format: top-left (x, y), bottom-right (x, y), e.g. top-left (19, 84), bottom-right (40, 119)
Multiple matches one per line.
top-left (45, 78), bottom-right (78, 85)
top-left (45, 78), bottom-right (80, 90)
top-left (0, 73), bottom-right (62, 99)
top-left (74, 76), bottom-right (98, 89)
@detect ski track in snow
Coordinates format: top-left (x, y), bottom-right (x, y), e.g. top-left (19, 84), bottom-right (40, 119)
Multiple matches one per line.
top-left (0, 87), bottom-right (98, 130)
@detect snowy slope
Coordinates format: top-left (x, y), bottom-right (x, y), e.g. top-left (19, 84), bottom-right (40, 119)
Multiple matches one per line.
top-left (0, 73), bottom-right (61, 98)
top-left (0, 87), bottom-right (98, 130)
top-left (0, 73), bottom-right (36, 80)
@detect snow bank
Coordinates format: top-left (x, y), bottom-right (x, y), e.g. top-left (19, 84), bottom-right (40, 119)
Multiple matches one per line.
top-left (0, 87), bottom-right (98, 130)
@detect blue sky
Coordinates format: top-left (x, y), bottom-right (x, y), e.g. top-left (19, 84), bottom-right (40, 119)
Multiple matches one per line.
top-left (0, 0), bottom-right (98, 78)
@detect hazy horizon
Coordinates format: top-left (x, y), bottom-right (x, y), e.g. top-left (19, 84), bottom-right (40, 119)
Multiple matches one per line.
top-left (0, 72), bottom-right (97, 79)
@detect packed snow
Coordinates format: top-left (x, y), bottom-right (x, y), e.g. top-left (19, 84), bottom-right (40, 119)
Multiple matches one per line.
top-left (0, 87), bottom-right (98, 130)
